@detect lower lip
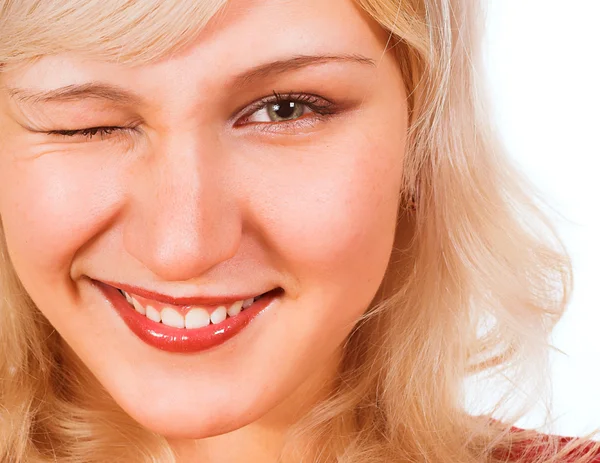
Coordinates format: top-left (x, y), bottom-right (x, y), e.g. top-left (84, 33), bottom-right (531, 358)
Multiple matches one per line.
top-left (94, 281), bottom-right (281, 353)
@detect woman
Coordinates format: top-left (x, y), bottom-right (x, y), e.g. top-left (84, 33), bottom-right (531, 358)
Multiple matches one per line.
top-left (0, 0), bottom-right (597, 461)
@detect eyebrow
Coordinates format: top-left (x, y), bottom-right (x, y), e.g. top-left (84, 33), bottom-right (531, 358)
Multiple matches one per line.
top-left (7, 82), bottom-right (143, 105)
top-left (6, 54), bottom-right (376, 105)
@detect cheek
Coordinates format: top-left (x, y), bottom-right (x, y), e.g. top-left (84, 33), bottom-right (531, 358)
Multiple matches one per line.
top-left (0, 150), bottom-right (124, 285)
top-left (249, 132), bottom-right (404, 296)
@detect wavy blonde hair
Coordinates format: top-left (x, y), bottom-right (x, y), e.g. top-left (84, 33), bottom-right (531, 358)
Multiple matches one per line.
top-left (0, 0), bottom-right (595, 462)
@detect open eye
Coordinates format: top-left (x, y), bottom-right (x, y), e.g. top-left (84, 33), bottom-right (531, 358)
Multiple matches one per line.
top-left (246, 93), bottom-right (329, 123)
top-left (238, 91), bottom-right (338, 129)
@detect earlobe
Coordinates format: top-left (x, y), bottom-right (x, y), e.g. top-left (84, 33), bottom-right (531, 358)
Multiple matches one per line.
top-left (400, 191), bottom-right (417, 213)
top-left (407, 193), bottom-right (416, 212)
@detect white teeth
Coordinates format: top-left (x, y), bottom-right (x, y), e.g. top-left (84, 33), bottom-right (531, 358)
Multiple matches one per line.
top-left (185, 308), bottom-right (210, 329)
top-left (227, 300), bottom-right (243, 317)
top-left (210, 306), bottom-right (227, 325)
top-left (161, 307), bottom-right (185, 329)
top-left (121, 289), bottom-right (262, 329)
top-left (131, 296), bottom-right (146, 315)
top-left (146, 305), bottom-right (161, 323)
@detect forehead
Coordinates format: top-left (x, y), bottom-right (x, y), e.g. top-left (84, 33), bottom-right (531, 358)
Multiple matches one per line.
top-left (2, 0), bottom-right (391, 98)
top-left (194, 0), bottom-right (389, 53)
top-left (129, 0), bottom-right (386, 77)
top-left (146, 0), bottom-right (390, 74)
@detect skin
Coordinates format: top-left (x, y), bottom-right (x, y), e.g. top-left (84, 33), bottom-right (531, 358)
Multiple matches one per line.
top-left (0, 0), bottom-right (408, 461)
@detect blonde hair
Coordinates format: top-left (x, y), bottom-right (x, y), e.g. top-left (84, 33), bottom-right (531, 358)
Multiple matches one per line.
top-left (0, 0), bottom-right (595, 462)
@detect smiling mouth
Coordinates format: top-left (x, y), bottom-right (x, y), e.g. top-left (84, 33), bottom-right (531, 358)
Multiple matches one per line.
top-left (116, 288), bottom-right (271, 329)
top-left (94, 280), bottom-right (283, 353)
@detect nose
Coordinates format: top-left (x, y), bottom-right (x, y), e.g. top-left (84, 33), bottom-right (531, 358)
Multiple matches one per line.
top-left (123, 134), bottom-right (242, 282)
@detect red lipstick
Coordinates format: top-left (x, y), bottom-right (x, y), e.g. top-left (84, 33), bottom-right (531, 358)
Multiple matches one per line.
top-left (103, 281), bottom-right (263, 307)
top-left (94, 280), bottom-right (281, 353)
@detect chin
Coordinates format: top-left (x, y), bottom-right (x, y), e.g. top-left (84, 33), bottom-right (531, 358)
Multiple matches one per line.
top-left (140, 415), bottom-right (247, 440)
top-left (121, 398), bottom-right (251, 439)
top-left (109, 380), bottom-right (269, 439)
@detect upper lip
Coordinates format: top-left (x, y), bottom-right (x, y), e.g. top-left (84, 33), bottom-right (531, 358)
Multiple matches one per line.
top-left (96, 280), bottom-right (273, 307)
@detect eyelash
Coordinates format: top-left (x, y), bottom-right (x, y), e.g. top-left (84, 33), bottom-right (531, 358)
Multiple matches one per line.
top-left (45, 91), bottom-right (339, 140)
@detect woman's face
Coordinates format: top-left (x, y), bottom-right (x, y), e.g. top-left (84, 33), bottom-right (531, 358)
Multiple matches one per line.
top-left (0, 0), bottom-right (407, 438)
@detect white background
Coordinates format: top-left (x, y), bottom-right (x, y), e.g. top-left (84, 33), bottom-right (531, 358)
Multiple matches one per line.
top-left (482, 0), bottom-right (600, 436)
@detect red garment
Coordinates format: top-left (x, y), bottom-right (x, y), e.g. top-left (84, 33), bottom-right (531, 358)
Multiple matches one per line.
top-left (497, 429), bottom-right (600, 462)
